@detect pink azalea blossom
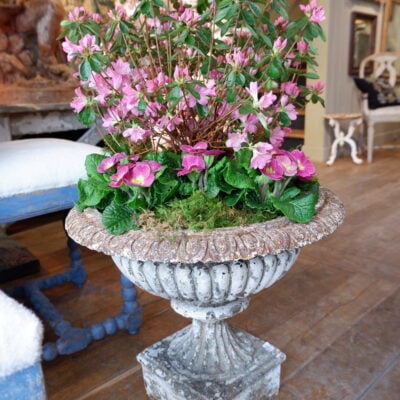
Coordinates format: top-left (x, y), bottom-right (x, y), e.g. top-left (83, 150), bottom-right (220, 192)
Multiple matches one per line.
top-left (122, 126), bottom-right (151, 143)
top-left (97, 152), bottom-right (127, 173)
top-left (297, 39), bottom-right (309, 53)
top-left (78, 34), bottom-right (100, 53)
top-left (177, 154), bottom-right (206, 176)
top-left (226, 133), bottom-right (248, 152)
top-left (274, 16), bottom-right (288, 29)
top-left (62, 38), bottom-right (81, 62)
top-left (307, 81), bottom-right (325, 95)
top-left (70, 87), bottom-right (88, 113)
top-left (310, 6), bottom-right (325, 23)
top-left (280, 95), bottom-right (297, 120)
top-left (269, 127), bottom-right (291, 148)
top-left (68, 7), bottom-right (86, 22)
top-left (281, 82), bottom-right (300, 97)
top-left (250, 142), bottom-right (274, 169)
top-left (290, 150), bottom-right (316, 180)
top-left (246, 82), bottom-right (277, 110)
top-left (273, 37), bottom-right (288, 52)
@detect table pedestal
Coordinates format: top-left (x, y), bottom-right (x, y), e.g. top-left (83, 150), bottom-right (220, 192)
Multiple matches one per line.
top-left (325, 113), bottom-right (363, 166)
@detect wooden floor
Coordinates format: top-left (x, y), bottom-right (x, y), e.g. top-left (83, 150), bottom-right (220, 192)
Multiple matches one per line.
top-left (2, 147), bottom-right (400, 400)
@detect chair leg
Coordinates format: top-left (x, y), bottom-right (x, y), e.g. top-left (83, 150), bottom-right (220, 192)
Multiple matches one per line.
top-left (7, 237), bottom-right (142, 361)
top-left (367, 123), bottom-right (375, 163)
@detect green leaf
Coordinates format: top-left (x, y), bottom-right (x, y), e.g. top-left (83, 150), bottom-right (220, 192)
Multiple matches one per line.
top-left (227, 71), bottom-right (236, 87)
top-left (85, 153), bottom-right (106, 177)
top-left (78, 107), bottom-right (96, 126)
top-left (205, 173), bottom-right (220, 198)
top-left (79, 59), bottom-right (92, 81)
top-left (169, 86), bottom-right (182, 105)
top-left (223, 162), bottom-right (256, 190)
top-left (138, 99), bottom-right (147, 113)
top-left (89, 55), bottom-right (103, 73)
top-left (272, 192), bottom-right (318, 223)
top-left (227, 88), bottom-right (237, 104)
top-left (102, 202), bottom-right (136, 235)
top-left (77, 179), bottom-right (109, 208)
top-left (239, 105), bottom-right (253, 115)
top-left (236, 72), bottom-right (246, 86)
top-left (280, 187), bottom-right (301, 202)
top-left (186, 84), bottom-right (200, 100)
top-left (225, 190), bottom-right (245, 206)
top-left (235, 148), bottom-right (251, 169)
top-left (267, 61), bottom-right (280, 80)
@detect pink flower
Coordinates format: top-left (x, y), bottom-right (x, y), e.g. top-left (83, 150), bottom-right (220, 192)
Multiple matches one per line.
top-left (297, 39), bottom-right (309, 53)
top-left (274, 16), bottom-right (288, 29)
top-left (124, 161), bottom-right (162, 187)
top-left (173, 66), bottom-right (190, 81)
top-left (109, 164), bottom-right (130, 187)
top-left (68, 7), bottom-right (86, 22)
top-left (281, 82), bottom-right (300, 97)
top-left (97, 152), bottom-right (127, 173)
top-left (78, 34), bottom-right (100, 54)
top-left (122, 126), bottom-right (151, 143)
top-left (273, 37), bottom-right (287, 52)
top-left (181, 141), bottom-right (223, 157)
top-left (263, 151), bottom-right (297, 180)
top-left (269, 127), bottom-right (290, 148)
top-left (62, 38), bottom-right (81, 62)
top-left (290, 150), bottom-right (316, 180)
top-left (300, 1), bottom-right (325, 23)
top-left (246, 82), bottom-right (277, 110)
top-left (250, 142), bottom-right (274, 169)
top-left (177, 154), bottom-right (206, 176)
top-left (70, 87), bottom-right (88, 113)
top-left (311, 6), bottom-right (325, 23)
top-left (307, 81), bottom-right (325, 95)
top-left (280, 95), bottom-right (297, 120)
top-left (226, 133), bottom-right (248, 152)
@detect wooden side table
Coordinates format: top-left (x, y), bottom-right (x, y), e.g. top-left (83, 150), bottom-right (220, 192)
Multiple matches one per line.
top-left (325, 113), bottom-right (363, 166)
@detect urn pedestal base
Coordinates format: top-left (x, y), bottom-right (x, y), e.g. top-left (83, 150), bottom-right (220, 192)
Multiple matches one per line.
top-left (137, 324), bottom-right (285, 400)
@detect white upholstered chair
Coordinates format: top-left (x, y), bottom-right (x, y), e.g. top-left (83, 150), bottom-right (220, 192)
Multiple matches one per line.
top-left (358, 52), bottom-right (400, 163)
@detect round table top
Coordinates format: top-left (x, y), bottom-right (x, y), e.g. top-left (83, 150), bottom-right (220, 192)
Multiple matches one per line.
top-left (324, 113), bottom-right (362, 121)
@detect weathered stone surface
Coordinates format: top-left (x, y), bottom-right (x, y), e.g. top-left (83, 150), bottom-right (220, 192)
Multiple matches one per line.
top-left (65, 188), bottom-right (345, 264)
top-left (65, 187), bottom-right (344, 400)
top-left (138, 324), bottom-right (284, 400)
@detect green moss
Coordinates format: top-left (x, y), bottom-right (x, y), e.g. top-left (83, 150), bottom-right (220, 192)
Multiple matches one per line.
top-left (139, 191), bottom-right (277, 232)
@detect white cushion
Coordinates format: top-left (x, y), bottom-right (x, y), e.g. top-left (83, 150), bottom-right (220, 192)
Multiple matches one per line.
top-left (0, 290), bottom-right (43, 378)
top-left (0, 139), bottom-right (103, 198)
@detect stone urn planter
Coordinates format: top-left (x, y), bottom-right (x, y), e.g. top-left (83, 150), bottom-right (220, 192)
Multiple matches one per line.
top-left (65, 188), bottom-right (344, 400)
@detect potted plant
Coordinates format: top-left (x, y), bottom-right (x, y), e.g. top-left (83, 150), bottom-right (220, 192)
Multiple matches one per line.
top-left (63, 1), bottom-right (344, 399)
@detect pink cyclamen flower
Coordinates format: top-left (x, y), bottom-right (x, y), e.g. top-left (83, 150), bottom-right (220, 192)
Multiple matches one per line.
top-left (124, 161), bottom-right (162, 187)
top-left (290, 150), bottom-right (316, 180)
top-left (109, 164), bottom-right (130, 187)
top-left (177, 154), bottom-right (206, 176)
top-left (250, 142), bottom-right (274, 170)
top-left (70, 87), bottom-right (88, 113)
top-left (97, 152), bottom-right (127, 173)
top-left (263, 151), bottom-right (297, 180)
top-left (226, 133), bottom-right (248, 152)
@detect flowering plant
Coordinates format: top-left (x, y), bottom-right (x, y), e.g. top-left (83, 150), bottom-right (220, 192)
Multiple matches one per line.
top-left (61, 0), bottom-right (326, 235)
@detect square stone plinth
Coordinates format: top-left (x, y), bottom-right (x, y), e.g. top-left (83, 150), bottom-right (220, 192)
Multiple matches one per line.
top-left (137, 325), bottom-right (285, 400)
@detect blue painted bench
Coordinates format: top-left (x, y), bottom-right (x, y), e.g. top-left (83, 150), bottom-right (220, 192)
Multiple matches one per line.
top-left (0, 138), bottom-right (142, 361)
